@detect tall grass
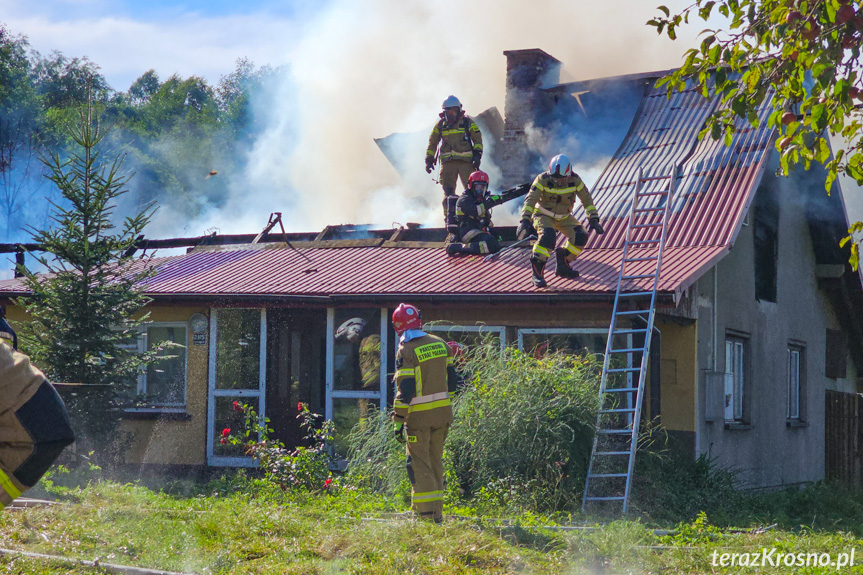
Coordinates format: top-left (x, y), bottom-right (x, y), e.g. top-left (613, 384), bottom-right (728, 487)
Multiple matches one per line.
top-left (345, 343), bottom-right (603, 513)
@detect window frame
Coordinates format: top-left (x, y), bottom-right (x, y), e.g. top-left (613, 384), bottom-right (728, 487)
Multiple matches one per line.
top-left (787, 342), bottom-right (806, 422)
top-left (724, 335), bottom-right (749, 425)
top-left (123, 321), bottom-right (190, 414)
top-left (516, 328), bottom-right (607, 356)
top-left (424, 323), bottom-right (507, 355)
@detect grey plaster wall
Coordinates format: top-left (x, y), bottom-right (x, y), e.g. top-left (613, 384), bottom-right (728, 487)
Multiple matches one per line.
top-left (694, 165), bottom-right (857, 489)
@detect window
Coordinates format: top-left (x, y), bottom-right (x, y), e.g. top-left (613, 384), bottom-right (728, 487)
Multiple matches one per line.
top-left (425, 324), bottom-right (506, 355)
top-left (725, 336), bottom-right (747, 423)
top-left (825, 329), bottom-right (847, 379)
top-left (787, 344), bottom-right (806, 421)
top-left (753, 184), bottom-right (778, 302)
top-left (517, 328), bottom-right (606, 359)
top-left (142, 324), bottom-right (188, 406)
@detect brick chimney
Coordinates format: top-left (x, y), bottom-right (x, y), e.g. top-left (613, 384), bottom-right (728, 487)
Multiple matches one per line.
top-left (500, 49), bottom-right (562, 187)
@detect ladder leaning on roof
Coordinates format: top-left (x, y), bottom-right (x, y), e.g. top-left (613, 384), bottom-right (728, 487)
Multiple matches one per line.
top-left (581, 164), bottom-right (677, 515)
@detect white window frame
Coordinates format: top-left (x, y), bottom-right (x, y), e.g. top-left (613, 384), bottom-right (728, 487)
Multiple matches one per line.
top-left (725, 338), bottom-right (746, 422)
top-left (788, 345), bottom-right (803, 420)
top-left (325, 308), bottom-right (388, 421)
top-left (207, 308), bottom-right (266, 467)
top-left (138, 322), bottom-right (189, 408)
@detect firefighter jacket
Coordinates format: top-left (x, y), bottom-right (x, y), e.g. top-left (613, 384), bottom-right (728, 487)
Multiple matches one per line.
top-left (393, 333), bottom-right (456, 428)
top-left (359, 334), bottom-right (381, 390)
top-left (426, 112), bottom-right (483, 164)
top-left (520, 171), bottom-right (598, 221)
top-left (456, 193), bottom-right (495, 242)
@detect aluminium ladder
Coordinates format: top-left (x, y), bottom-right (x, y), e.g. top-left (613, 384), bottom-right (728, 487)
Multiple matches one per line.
top-left (581, 165), bottom-right (677, 515)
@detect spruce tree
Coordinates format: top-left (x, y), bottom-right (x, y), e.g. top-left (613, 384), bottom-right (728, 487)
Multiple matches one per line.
top-left (19, 93), bottom-right (156, 456)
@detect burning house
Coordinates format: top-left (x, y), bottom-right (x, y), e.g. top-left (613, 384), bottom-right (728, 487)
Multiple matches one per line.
top-left (1, 49), bottom-right (862, 489)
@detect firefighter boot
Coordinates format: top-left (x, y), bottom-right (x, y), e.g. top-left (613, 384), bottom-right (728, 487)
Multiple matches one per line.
top-left (446, 243), bottom-right (465, 256)
top-left (554, 248), bottom-right (579, 279)
top-left (529, 256), bottom-right (547, 288)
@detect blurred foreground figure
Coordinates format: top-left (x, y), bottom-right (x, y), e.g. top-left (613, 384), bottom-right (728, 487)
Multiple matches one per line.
top-left (0, 308), bottom-right (75, 510)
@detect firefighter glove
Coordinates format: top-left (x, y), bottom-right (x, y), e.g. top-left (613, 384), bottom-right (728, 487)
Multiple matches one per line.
top-left (394, 422), bottom-right (406, 444)
top-left (589, 216), bottom-right (605, 235)
top-left (517, 219), bottom-right (535, 241)
top-left (425, 156), bottom-right (435, 173)
top-left (472, 150), bottom-right (482, 170)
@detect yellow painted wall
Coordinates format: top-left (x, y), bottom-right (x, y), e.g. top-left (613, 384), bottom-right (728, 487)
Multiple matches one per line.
top-left (655, 319), bottom-right (697, 432)
top-left (122, 306), bottom-right (210, 465)
top-left (4, 302), bottom-right (210, 466)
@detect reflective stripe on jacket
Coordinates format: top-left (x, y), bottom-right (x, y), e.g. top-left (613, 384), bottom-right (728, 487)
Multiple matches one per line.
top-left (521, 171), bottom-right (598, 221)
top-left (426, 113), bottom-right (483, 163)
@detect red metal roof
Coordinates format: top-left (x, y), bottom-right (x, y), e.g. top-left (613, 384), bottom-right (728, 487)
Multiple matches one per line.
top-left (0, 79), bottom-right (773, 303)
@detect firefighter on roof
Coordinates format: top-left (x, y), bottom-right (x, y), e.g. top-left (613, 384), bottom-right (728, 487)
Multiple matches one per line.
top-left (391, 303), bottom-right (457, 523)
top-left (425, 95), bottom-right (483, 244)
top-left (518, 154), bottom-right (604, 288)
top-left (446, 170), bottom-right (501, 257)
top-left (0, 307), bottom-right (75, 511)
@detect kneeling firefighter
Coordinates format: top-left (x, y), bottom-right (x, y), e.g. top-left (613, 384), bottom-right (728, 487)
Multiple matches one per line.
top-left (517, 154), bottom-right (604, 287)
top-left (0, 307), bottom-right (75, 511)
top-left (391, 303), bottom-right (458, 523)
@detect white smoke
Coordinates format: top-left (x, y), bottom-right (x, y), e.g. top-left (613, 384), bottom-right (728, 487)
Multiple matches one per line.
top-left (183, 0), bottom-right (704, 235)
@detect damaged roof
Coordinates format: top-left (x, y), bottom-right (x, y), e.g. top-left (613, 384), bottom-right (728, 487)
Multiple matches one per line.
top-left (0, 74), bottom-right (781, 304)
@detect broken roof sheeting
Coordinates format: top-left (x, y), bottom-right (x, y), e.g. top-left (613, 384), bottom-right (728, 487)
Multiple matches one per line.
top-left (575, 81), bottom-right (775, 251)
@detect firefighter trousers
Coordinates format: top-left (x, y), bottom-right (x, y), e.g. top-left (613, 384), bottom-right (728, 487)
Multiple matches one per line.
top-left (438, 160), bottom-right (473, 195)
top-left (531, 214), bottom-right (588, 262)
top-left (405, 423), bottom-right (449, 521)
top-left (0, 344), bottom-right (75, 510)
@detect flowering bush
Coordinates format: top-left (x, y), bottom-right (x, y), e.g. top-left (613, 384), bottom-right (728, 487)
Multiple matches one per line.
top-left (226, 402), bottom-right (338, 493)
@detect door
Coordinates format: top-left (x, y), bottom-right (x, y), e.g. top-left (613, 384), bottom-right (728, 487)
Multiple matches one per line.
top-left (207, 308), bottom-right (266, 466)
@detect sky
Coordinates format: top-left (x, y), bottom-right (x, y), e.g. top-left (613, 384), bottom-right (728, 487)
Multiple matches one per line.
top-left (0, 0), bottom-right (735, 244)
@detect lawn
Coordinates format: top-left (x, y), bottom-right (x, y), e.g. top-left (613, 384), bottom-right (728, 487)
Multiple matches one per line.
top-left (2, 479), bottom-right (862, 574)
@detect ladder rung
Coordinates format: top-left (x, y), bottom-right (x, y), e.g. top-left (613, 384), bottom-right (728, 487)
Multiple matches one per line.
top-left (622, 274), bottom-right (655, 280)
top-left (639, 175), bottom-right (672, 182)
top-left (590, 473), bottom-right (628, 478)
top-left (629, 239), bottom-right (661, 245)
top-left (600, 408), bottom-right (637, 413)
top-left (624, 256), bottom-right (658, 262)
top-left (612, 328), bottom-right (647, 335)
top-left (636, 190), bottom-right (669, 197)
top-left (598, 429), bottom-right (634, 435)
top-left (632, 223), bottom-right (663, 229)
top-left (634, 207), bottom-right (664, 213)
top-left (609, 347), bottom-right (644, 354)
top-left (584, 496), bottom-right (626, 501)
top-left (615, 310), bottom-right (650, 316)
top-left (618, 291), bottom-right (653, 297)
top-left (594, 451), bottom-right (631, 456)
top-left (603, 386), bottom-right (639, 392)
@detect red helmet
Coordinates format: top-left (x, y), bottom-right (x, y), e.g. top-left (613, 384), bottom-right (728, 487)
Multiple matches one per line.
top-left (392, 303), bottom-right (422, 334)
top-left (468, 170), bottom-right (489, 196)
top-left (447, 340), bottom-right (467, 359)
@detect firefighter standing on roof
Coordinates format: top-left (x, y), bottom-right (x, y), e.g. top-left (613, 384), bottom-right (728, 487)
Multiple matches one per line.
top-left (0, 307), bottom-right (75, 511)
top-left (518, 154), bottom-right (605, 288)
top-left (426, 95), bottom-right (483, 244)
top-left (391, 303), bottom-right (457, 523)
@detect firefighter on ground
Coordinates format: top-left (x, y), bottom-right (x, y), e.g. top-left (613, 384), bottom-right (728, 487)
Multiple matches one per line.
top-left (517, 154), bottom-right (605, 288)
top-left (425, 95), bottom-right (483, 244)
top-left (391, 303), bottom-right (458, 523)
top-left (0, 307), bottom-right (75, 511)
top-left (446, 170), bottom-right (502, 257)
top-left (335, 318), bottom-right (381, 424)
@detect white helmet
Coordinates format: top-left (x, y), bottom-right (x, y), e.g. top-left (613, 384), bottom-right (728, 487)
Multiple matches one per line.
top-left (548, 154), bottom-right (572, 177)
top-left (336, 318), bottom-right (367, 343)
top-left (442, 95), bottom-right (462, 110)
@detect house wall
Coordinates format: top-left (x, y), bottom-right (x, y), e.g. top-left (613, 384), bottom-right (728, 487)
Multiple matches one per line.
top-left (655, 319), bottom-right (697, 436)
top-left (123, 306), bottom-right (209, 466)
top-left (696, 172), bottom-right (857, 488)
